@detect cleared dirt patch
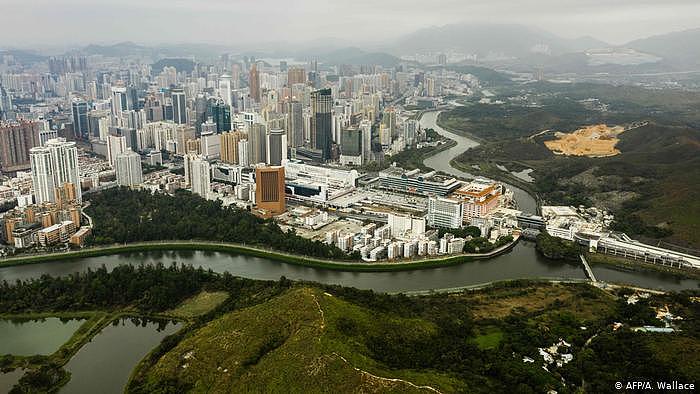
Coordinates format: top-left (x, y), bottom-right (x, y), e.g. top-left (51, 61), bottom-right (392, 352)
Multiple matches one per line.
top-left (544, 124), bottom-right (626, 157)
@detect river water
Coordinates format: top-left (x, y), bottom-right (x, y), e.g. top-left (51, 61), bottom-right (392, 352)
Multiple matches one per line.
top-left (0, 244), bottom-right (696, 292)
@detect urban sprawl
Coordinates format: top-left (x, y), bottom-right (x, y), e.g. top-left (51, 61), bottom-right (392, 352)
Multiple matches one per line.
top-left (0, 53), bottom-right (698, 267)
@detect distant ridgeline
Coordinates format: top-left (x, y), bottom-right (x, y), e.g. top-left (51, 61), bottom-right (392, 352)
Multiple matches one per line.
top-left (151, 58), bottom-right (196, 74)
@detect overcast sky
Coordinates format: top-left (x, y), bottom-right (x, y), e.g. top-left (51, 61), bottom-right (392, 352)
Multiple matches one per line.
top-left (1, 0), bottom-right (699, 48)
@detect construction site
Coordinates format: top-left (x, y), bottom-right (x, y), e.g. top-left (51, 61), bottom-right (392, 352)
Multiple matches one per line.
top-left (544, 124), bottom-right (626, 157)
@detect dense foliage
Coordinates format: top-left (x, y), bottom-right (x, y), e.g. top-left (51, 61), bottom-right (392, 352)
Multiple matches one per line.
top-left (3, 263), bottom-right (700, 394)
top-left (535, 232), bottom-right (580, 260)
top-left (0, 264), bottom-right (217, 313)
top-left (85, 188), bottom-right (350, 260)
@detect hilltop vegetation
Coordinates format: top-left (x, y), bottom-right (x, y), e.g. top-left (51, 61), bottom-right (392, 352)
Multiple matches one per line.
top-left (129, 280), bottom-right (700, 393)
top-left (444, 80), bottom-right (700, 248)
top-left (456, 122), bottom-right (700, 248)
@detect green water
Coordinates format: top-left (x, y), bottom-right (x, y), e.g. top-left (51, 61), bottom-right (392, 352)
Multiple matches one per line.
top-left (61, 317), bottom-right (181, 394)
top-left (0, 318), bottom-right (85, 356)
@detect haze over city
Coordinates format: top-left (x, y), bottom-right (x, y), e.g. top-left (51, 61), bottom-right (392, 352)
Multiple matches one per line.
top-left (1, 1), bottom-right (699, 393)
top-left (2, 0), bottom-right (700, 47)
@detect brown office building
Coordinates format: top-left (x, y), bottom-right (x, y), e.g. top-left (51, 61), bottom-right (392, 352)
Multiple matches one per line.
top-left (0, 120), bottom-right (40, 173)
top-left (287, 67), bottom-right (306, 86)
top-left (255, 166), bottom-right (286, 214)
top-left (249, 63), bottom-right (261, 102)
top-left (220, 131), bottom-right (245, 164)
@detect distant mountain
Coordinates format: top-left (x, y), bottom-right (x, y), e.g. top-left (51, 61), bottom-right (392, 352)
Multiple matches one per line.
top-left (0, 49), bottom-right (46, 64)
top-left (624, 28), bottom-right (700, 67)
top-left (303, 47), bottom-right (401, 67)
top-left (83, 41), bottom-right (152, 57)
top-left (152, 58), bottom-right (195, 74)
top-left (81, 42), bottom-right (224, 61)
top-left (392, 23), bottom-right (608, 58)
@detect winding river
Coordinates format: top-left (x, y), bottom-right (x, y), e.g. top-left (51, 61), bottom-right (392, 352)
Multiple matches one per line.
top-left (421, 110), bottom-right (537, 213)
top-left (0, 111), bottom-right (697, 292)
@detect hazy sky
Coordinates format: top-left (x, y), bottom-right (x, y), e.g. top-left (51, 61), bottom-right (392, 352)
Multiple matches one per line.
top-left (1, 0), bottom-right (699, 48)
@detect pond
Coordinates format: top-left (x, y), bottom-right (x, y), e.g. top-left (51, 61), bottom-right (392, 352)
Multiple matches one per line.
top-left (0, 318), bottom-right (85, 356)
top-left (60, 317), bottom-right (181, 394)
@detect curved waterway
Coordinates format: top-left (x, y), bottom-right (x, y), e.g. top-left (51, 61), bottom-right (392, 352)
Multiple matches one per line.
top-left (0, 243), bottom-right (697, 292)
top-left (420, 110), bottom-right (537, 214)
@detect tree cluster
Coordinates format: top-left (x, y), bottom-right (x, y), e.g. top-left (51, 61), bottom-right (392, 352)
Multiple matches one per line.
top-left (535, 232), bottom-right (580, 260)
top-left (85, 188), bottom-right (350, 260)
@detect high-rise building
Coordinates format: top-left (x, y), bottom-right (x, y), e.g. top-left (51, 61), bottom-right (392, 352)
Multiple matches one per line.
top-left (176, 126), bottom-right (196, 155)
top-left (427, 196), bottom-right (463, 229)
top-left (249, 63), bottom-right (260, 102)
top-left (106, 134), bottom-right (127, 167)
top-left (249, 123), bottom-right (267, 164)
top-left (29, 138), bottom-right (82, 204)
top-left (115, 151), bottom-right (143, 187)
top-left (266, 129), bottom-right (287, 166)
top-left (218, 74), bottom-right (233, 107)
top-left (39, 129), bottom-right (58, 147)
top-left (379, 124), bottom-right (391, 146)
top-left (190, 156), bottom-right (211, 198)
top-left (0, 85), bottom-right (14, 121)
top-left (171, 88), bottom-right (187, 124)
top-left (221, 131), bottom-right (245, 164)
top-left (88, 110), bottom-right (111, 140)
top-left (360, 119), bottom-right (372, 163)
top-left (111, 86), bottom-right (128, 121)
top-left (287, 101), bottom-right (304, 149)
top-left (201, 131), bottom-right (221, 159)
top-left (237, 139), bottom-right (250, 166)
top-left (403, 119), bottom-right (419, 145)
top-left (255, 166), bottom-right (285, 214)
top-left (381, 108), bottom-right (396, 136)
top-left (287, 67), bottom-right (306, 85)
top-left (0, 120), bottom-right (40, 173)
top-left (340, 127), bottom-right (362, 157)
top-left (194, 94), bottom-right (208, 134)
top-left (71, 98), bottom-right (89, 140)
top-left (207, 97), bottom-right (231, 132)
top-left (311, 88), bottom-right (332, 161)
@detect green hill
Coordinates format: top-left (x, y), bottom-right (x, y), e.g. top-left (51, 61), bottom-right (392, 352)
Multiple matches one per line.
top-left (130, 288), bottom-right (442, 393)
top-left (128, 282), bottom-right (634, 393)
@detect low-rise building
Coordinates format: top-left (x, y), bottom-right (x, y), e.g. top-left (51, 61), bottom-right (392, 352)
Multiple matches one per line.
top-left (378, 167), bottom-right (460, 197)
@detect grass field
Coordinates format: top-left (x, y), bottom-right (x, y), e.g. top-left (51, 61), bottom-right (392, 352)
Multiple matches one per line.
top-left (165, 291), bottom-right (229, 319)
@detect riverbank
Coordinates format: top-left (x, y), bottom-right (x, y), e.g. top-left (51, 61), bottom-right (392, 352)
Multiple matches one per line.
top-left (586, 252), bottom-right (700, 280)
top-left (435, 110), bottom-right (487, 144)
top-left (0, 237), bottom-right (520, 273)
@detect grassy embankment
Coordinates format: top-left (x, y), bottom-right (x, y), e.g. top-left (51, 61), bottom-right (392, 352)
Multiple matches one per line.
top-left (585, 252), bottom-right (700, 281)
